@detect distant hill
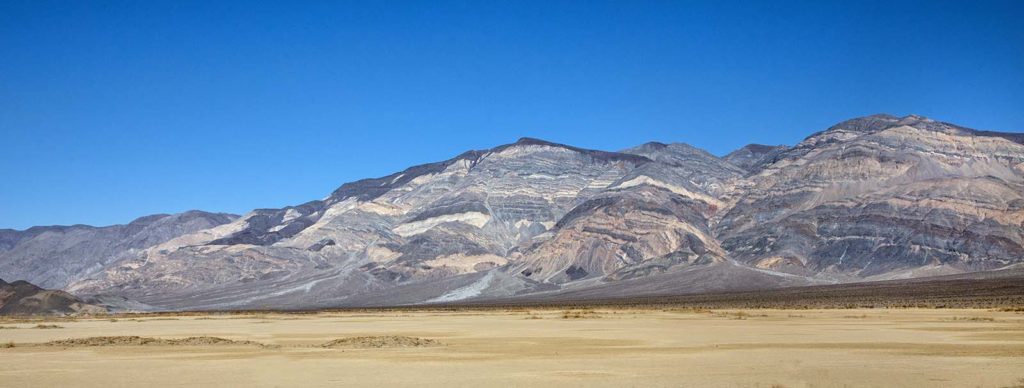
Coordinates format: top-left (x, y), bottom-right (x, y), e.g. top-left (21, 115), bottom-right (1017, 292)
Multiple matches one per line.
top-left (0, 278), bottom-right (105, 315)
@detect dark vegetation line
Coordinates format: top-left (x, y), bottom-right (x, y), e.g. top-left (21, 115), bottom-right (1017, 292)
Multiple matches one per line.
top-left (47, 275), bottom-right (1024, 318)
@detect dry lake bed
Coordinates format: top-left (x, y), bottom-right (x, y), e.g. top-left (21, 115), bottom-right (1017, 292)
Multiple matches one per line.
top-left (1, 308), bottom-right (1023, 387)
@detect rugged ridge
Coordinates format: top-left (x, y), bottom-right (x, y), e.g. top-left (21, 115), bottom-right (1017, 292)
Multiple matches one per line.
top-left (68, 138), bottom-right (675, 309)
top-left (3, 114), bottom-right (1021, 310)
top-left (717, 114), bottom-right (1024, 279)
top-left (0, 211), bottom-right (238, 289)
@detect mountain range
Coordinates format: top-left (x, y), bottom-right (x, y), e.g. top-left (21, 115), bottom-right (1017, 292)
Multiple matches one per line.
top-left (1, 113), bottom-right (1022, 311)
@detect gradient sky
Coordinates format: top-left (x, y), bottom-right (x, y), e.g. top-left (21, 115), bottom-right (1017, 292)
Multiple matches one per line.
top-left (2, 0), bottom-right (1023, 229)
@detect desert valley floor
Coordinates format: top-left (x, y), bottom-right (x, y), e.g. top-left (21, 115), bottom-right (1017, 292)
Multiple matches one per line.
top-left (1, 308), bottom-right (1023, 387)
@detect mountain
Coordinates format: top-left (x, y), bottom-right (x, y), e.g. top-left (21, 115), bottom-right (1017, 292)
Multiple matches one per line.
top-left (716, 114), bottom-right (1024, 279)
top-left (0, 211), bottom-right (238, 289)
top-left (66, 137), bottom-right (749, 309)
top-left (0, 278), bottom-right (105, 315)
top-left (3, 114), bottom-right (1021, 311)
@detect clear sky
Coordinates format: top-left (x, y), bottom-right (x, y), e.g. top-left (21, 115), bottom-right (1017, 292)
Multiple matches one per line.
top-left (1, 0), bottom-right (1023, 229)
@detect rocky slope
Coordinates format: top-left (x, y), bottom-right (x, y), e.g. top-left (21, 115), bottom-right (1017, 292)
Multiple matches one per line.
top-left (717, 114), bottom-right (1024, 279)
top-left (2, 114), bottom-right (1021, 310)
top-left (0, 211), bottom-right (238, 289)
top-left (65, 137), bottom-right (746, 309)
top-left (0, 278), bottom-right (105, 315)
top-left (722, 144), bottom-right (789, 174)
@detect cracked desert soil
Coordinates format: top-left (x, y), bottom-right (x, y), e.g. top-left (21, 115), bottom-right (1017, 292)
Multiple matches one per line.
top-left (1, 308), bottom-right (1023, 387)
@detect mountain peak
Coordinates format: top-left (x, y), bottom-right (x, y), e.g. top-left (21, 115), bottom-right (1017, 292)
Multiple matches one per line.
top-left (622, 141), bottom-right (716, 159)
top-left (491, 137), bottom-right (652, 164)
top-left (622, 141), bottom-right (705, 154)
top-left (825, 113), bottom-right (903, 133)
top-left (864, 113), bottom-right (900, 120)
top-left (798, 113), bottom-right (936, 145)
top-left (810, 113), bottom-right (1024, 145)
top-left (513, 137), bottom-right (557, 146)
top-left (504, 137), bottom-right (596, 151)
top-left (637, 141), bottom-right (669, 149)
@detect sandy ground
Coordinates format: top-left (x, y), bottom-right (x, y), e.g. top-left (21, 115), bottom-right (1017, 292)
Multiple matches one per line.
top-left (1, 308), bottom-right (1023, 387)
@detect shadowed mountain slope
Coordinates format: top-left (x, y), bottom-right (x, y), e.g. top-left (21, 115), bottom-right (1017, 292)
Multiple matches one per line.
top-left (0, 278), bottom-right (105, 315)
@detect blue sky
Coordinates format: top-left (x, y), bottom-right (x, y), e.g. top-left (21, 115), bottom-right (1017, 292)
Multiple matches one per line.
top-left (1, 0), bottom-right (1023, 229)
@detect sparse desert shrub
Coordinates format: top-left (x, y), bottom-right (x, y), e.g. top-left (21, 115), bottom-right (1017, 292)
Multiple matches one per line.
top-left (0, 326), bottom-right (17, 330)
top-left (43, 336), bottom-right (265, 347)
top-left (34, 324), bottom-right (63, 329)
top-left (1, 341), bottom-right (14, 349)
top-left (321, 336), bottom-right (440, 348)
top-left (950, 316), bottom-right (996, 322)
top-left (561, 309), bottom-right (600, 319)
top-left (662, 307), bottom-right (715, 315)
top-left (711, 311), bottom-right (766, 320)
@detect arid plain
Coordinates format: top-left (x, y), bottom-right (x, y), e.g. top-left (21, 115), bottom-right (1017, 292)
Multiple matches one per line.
top-left (1, 308), bottom-right (1023, 387)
